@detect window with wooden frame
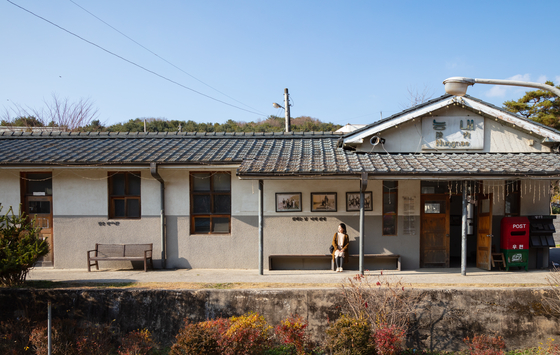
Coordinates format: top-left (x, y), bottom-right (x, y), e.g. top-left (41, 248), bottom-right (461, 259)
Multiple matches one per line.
top-left (504, 180), bottom-right (520, 217)
top-left (108, 172), bottom-right (141, 219)
top-left (190, 172), bottom-right (231, 234)
top-left (383, 181), bottom-right (398, 235)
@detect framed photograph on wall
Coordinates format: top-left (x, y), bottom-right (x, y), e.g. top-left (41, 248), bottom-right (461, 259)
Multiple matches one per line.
top-left (346, 192), bottom-right (373, 211)
top-left (276, 193), bottom-right (302, 212)
top-left (311, 193), bottom-right (337, 212)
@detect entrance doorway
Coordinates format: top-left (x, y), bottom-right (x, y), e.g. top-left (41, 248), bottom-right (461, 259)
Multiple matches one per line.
top-left (420, 194), bottom-right (450, 267)
top-left (420, 181), bottom-right (483, 268)
top-left (21, 172), bottom-right (53, 267)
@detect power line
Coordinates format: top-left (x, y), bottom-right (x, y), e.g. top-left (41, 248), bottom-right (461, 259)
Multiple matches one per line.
top-left (7, 0), bottom-right (264, 117)
top-left (68, 0), bottom-right (266, 115)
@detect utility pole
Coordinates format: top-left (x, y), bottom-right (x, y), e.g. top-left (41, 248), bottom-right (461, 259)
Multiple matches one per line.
top-left (284, 88), bottom-right (290, 133)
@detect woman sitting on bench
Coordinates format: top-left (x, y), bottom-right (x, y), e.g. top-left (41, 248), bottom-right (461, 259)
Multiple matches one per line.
top-left (332, 223), bottom-right (349, 272)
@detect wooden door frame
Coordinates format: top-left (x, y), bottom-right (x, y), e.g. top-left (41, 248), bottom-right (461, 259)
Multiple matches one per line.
top-left (20, 172), bottom-right (54, 266)
top-left (420, 194), bottom-right (451, 267)
top-left (476, 193), bottom-right (493, 270)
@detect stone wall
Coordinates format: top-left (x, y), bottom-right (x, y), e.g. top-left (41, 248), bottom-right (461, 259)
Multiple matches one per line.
top-left (0, 288), bottom-right (559, 351)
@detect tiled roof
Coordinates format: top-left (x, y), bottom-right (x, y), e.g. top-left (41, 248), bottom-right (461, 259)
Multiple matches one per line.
top-left (1, 132), bottom-right (559, 177)
top-left (344, 94), bottom-right (560, 138)
top-left (0, 131), bottom-right (342, 165)
top-left (238, 152), bottom-right (560, 177)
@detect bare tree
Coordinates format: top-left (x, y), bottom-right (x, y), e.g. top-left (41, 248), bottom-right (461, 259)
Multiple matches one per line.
top-left (2, 94), bottom-right (99, 131)
top-left (400, 85), bottom-right (435, 109)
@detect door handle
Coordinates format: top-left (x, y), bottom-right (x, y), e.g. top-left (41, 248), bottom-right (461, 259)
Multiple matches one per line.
top-left (487, 234), bottom-right (493, 238)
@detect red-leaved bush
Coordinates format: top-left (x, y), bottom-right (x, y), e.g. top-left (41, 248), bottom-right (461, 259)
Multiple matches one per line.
top-left (275, 314), bottom-right (310, 355)
top-left (464, 334), bottom-right (506, 355)
top-left (118, 329), bottom-right (155, 355)
top-left (374, 323), bottom-right (406, 355)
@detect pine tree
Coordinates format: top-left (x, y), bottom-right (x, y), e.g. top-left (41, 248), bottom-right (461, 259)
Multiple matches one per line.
top-left (0, 206), bottom-right (49, 286)
top-left (503, 81), bottom-right (560, 130)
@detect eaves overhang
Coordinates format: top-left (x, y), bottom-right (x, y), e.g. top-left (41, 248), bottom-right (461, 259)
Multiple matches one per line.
top-left (342, 95), bottom-right (560, 146)
top-left (343, 96), bottom-right (457, 144)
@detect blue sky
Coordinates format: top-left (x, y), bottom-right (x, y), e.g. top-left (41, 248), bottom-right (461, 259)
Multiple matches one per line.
top-left (2, 0), bottom-right (559, 127)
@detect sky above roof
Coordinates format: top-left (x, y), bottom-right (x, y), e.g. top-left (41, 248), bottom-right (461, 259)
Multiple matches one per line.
top-left (2, 0), bottom-right (559, 128)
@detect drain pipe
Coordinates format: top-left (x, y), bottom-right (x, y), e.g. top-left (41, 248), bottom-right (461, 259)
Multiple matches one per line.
top-left (150, 163), bottom-right (166, 269)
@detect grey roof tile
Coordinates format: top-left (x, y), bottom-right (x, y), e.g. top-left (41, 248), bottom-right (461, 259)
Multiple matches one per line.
top-left (1, 132), bottom-right (560, 177)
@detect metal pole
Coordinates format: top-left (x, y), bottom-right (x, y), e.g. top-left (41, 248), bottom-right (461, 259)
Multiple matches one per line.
top-left (258, 180), bottom-right (264, 275)
top-left (359, 189), bottom-right (364, 275)
top-left (160, 210), bottom-right (165, 269)
top-left (284, 88), bottom-right (290, 132)
top-left (473, 78), bottom-right (560, 97)
top-left (359, 172), bottom-right (368, 275)
top-left (461, 181), bottom-right (468, 276)
top-left (48, 301), bottom-right (52, 355)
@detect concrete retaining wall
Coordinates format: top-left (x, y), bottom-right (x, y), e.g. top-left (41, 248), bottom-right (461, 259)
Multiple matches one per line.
top-left (1, 288), bottom-right (559, 351)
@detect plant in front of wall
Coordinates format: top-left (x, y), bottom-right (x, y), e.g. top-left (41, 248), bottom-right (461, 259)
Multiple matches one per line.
top-left (0, 205), bottom-right (49, 287)
top-left (169, 318), bottom-right (226, 355)
top-left (74, 321), bottom-right (118, 355)
top-left (324, 314), bottom-right (375, 355)
top-left (464, 334), bottom-right (506, 355)
top-left (535, 338), bottom-right (560, 355)
top-left (274, 314), bottom-right (312, 355)
top-left (219, 312), bottom-right (273, 355)
top-left (29, 318), bottom-right (80, 355)
top-left (340, 272), bottom-right (423, 333)
top-left (118, 329), bottom-right (156, 355)
top-left (374, 323), bottom-right (406, 355)
top-left (0, 317), bottom-right (33, 355)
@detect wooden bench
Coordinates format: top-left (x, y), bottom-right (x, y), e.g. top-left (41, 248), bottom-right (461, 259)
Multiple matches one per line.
top-left (87, 243), bottom-right (154, 272)
top-left (268, 253), bottom-right (401, 271)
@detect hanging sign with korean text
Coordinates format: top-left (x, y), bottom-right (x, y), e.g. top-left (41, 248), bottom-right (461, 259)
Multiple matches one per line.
top-left (421, 116), bottom-right (484, 150)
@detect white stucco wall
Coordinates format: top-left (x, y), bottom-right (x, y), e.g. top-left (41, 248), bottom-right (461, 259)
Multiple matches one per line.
top-left (1, 164), bottom-right (553, 271)
top-left (53, 169), bottom-right (108, 216)
top-left (357, 106), bottom-right (551, 153)
top-left (0, 170), bottom-right (22, 212)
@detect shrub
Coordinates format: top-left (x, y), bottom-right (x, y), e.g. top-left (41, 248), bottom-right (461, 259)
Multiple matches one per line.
top-left (30, 319), bottom-right (118, 355)
top-left (118, 329), bottom-right (156, 355)
top-left (464, 334), bottom-right (506, 355)
top-left (374, 323), bottom-right (406, 355)
top-left (75, 321), bottom-right (118, 355)
top-left (0, 205), bottom-right (49, 287)
top-left (275, 314), bottom-right (310, 355)
top-left (340, 272), bottom-right (422, 332)
top-left (536, 338), bottom-right (560, 355)
top-left (325, 314), bottom-right (375, 355)
top-left (29, 319), bottom-right (80, 355)
top-left (219, 312), bottom-right (272, 355)
top-left (169, 318), bottom-right (226, 355)
top-left (0, 317), bottom-right (32, 355)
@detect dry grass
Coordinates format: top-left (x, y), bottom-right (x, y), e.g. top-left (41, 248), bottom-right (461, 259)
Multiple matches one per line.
top-left (12, 280), bottom-right (548, 290)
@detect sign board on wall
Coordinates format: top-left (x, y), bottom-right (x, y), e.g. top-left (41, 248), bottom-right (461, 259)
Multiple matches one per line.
top-left (421, 116), bottom-right (484, 150)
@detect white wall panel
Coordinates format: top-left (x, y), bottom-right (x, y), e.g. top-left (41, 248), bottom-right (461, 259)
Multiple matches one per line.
top-left (0, 171), bottom-right (21, 212)
top-left (52, 170), bottom-right (107, 216)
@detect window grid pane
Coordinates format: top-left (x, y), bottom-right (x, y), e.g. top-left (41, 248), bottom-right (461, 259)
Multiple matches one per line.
top-left (109, 172), bottom-right (141, 219)
top-left (190, 172), bottom-right (231, 234)
top-left (382, 181), bottom-right (398, 236)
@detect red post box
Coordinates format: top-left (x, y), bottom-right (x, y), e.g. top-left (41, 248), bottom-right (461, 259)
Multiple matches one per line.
top-left (500, 217), bottom-right (530, 271)
top-left (500, 217), bottom-right (530, 250)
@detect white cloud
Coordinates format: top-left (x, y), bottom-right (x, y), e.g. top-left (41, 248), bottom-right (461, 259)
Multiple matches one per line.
top-left (485, 73), bottom-right (532, 98)
top-left (508, 73), bottom-right (532, 82)
top-left (555, 76), bottom-right (560, 85)
top-left (537, 75), bottom-right (548, 83)
top-left (486, 85), bottom-right (507, 98)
